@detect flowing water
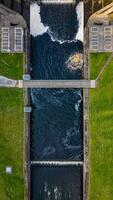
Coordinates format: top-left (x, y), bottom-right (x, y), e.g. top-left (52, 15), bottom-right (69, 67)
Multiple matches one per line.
top-left (30, 1), bottom-right (83, 199)
top-left (31, 165), bottom-right (83, 200)
top-left (30, 1), bottom-right (83, 80)
top-left (31, 88), bottom-right (83, 161)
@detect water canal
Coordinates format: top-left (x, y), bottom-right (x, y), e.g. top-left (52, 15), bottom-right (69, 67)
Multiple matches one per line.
top-left (30, 1), bottom-right (83, 199)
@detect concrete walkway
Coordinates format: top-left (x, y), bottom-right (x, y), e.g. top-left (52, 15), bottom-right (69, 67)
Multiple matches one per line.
top-left (0, 75), bottom-right (18, 87)
top-left (0, 79), bottom-right (96, 88)
top-left (23, 80), bottom-right (96, 89)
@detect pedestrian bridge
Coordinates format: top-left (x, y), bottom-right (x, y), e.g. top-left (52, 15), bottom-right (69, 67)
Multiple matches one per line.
top-left (22, 80), bottom-right (96, 89)
top-left (0, 78), bottom-right (96, 89)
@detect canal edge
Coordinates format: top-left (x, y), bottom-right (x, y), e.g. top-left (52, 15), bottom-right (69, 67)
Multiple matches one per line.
top-left (83, 25), bottom-right (90, 200)
top-left (24, 18), bottom-right (31, 200)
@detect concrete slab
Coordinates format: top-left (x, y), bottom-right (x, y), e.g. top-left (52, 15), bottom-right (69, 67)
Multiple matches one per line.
top-left (5, 166), bottom-right (12, 174)
top-left (24, 107), bottom-right (32, 113)
top-left (23, 80), bottom-right (96, 89)
top-left (18, 80), bottom-right (23, 88)
top-left (90, 80), bottom-right (96, 88)
top-left (23, 74), bottom-right (31, 81)
top-left (0, 4), bottom-right (27, 52)
top-left (0, 75), bottom-right (17, 87)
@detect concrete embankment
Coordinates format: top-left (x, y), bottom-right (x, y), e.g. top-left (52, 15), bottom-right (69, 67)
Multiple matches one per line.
top-left (83, 24), bottom-right (90, 200)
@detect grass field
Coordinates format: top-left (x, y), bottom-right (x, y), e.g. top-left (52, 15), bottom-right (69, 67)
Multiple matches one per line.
top-left (0, 88), bottom-right (24, 200)
top-left (0, 53), bottom-right (24, 79)
top-left (90, 53), bottom-right (111, 79)
top-left (89, 53), bottom-right (113, 200)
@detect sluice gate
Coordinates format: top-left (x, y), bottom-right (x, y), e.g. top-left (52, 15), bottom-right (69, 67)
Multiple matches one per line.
top-left (31, 161), bottom-right (83, 166)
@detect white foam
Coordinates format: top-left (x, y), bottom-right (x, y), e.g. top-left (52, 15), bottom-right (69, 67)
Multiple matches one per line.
top-left (75, 99), bottom-right (81, 111)
top-left (76, 1), bottom-right (84, 42)
top-left (30, 2), bottom-right (83, 43)
top-left (48, 30), bottom-right (76, 44)
top-left (30, 3), bottom-right (49, 36)
top-left (48, 1), bottom-right (84, 43)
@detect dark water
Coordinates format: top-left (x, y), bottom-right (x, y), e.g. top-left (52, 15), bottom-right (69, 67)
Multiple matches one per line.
top-left (31, 166), bottom-right (83, 200)
top-left (31, 34), bottom-right (83, 80)
top-left (30, 2), bottom-right (83, 199)
top-left (40, 4), bottom-right (78, 41)
top-left (31, 88), bottom-right (83, 161)
top-left (30, 3), bottom-right (83, 80)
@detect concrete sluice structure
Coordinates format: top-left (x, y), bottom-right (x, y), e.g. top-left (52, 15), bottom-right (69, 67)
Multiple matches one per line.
top-left (0, 4), bottom-right (27, 52)
top-left (88, 2), bottom-right (113, 52)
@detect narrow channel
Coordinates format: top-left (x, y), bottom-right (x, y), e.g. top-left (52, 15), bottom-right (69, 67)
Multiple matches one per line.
top-left (30, 1), bottom-right (83, 199)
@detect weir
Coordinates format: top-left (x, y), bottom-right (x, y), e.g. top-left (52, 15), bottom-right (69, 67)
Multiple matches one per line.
top-left (31, 161), bottom-right (83, 166)
top-left (38, 0), bottom-right (76, 4)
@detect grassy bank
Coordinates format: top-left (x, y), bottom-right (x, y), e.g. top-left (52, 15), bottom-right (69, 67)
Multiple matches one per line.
top-left (89, 53), bottom-right (113, 200)
top-left (90, 53), bottom-right (111, 79)
top-left (0, 88), bottom-right (24, 200)
top-left (0, 53), bottom-right (24, 79)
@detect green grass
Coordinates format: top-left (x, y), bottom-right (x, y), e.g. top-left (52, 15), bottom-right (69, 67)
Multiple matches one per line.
top-left (90, 53), bottom-right (111, 79)
top-left (0, 88), bottom-right (24, 200)
top-left (0, 53), bottom-right (24, 79)
top-left (89, 54), bottom-right (113, 200)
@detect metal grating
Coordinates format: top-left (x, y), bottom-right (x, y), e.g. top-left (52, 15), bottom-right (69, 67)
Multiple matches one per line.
top-left (90, 27), bottom-right (99, 51)
top-left (1, 27), bottom-right (10, 52)
top-left (104, 26), bottom-right (112, 51)
top-left (14, 27), bottom-right (23, 52)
